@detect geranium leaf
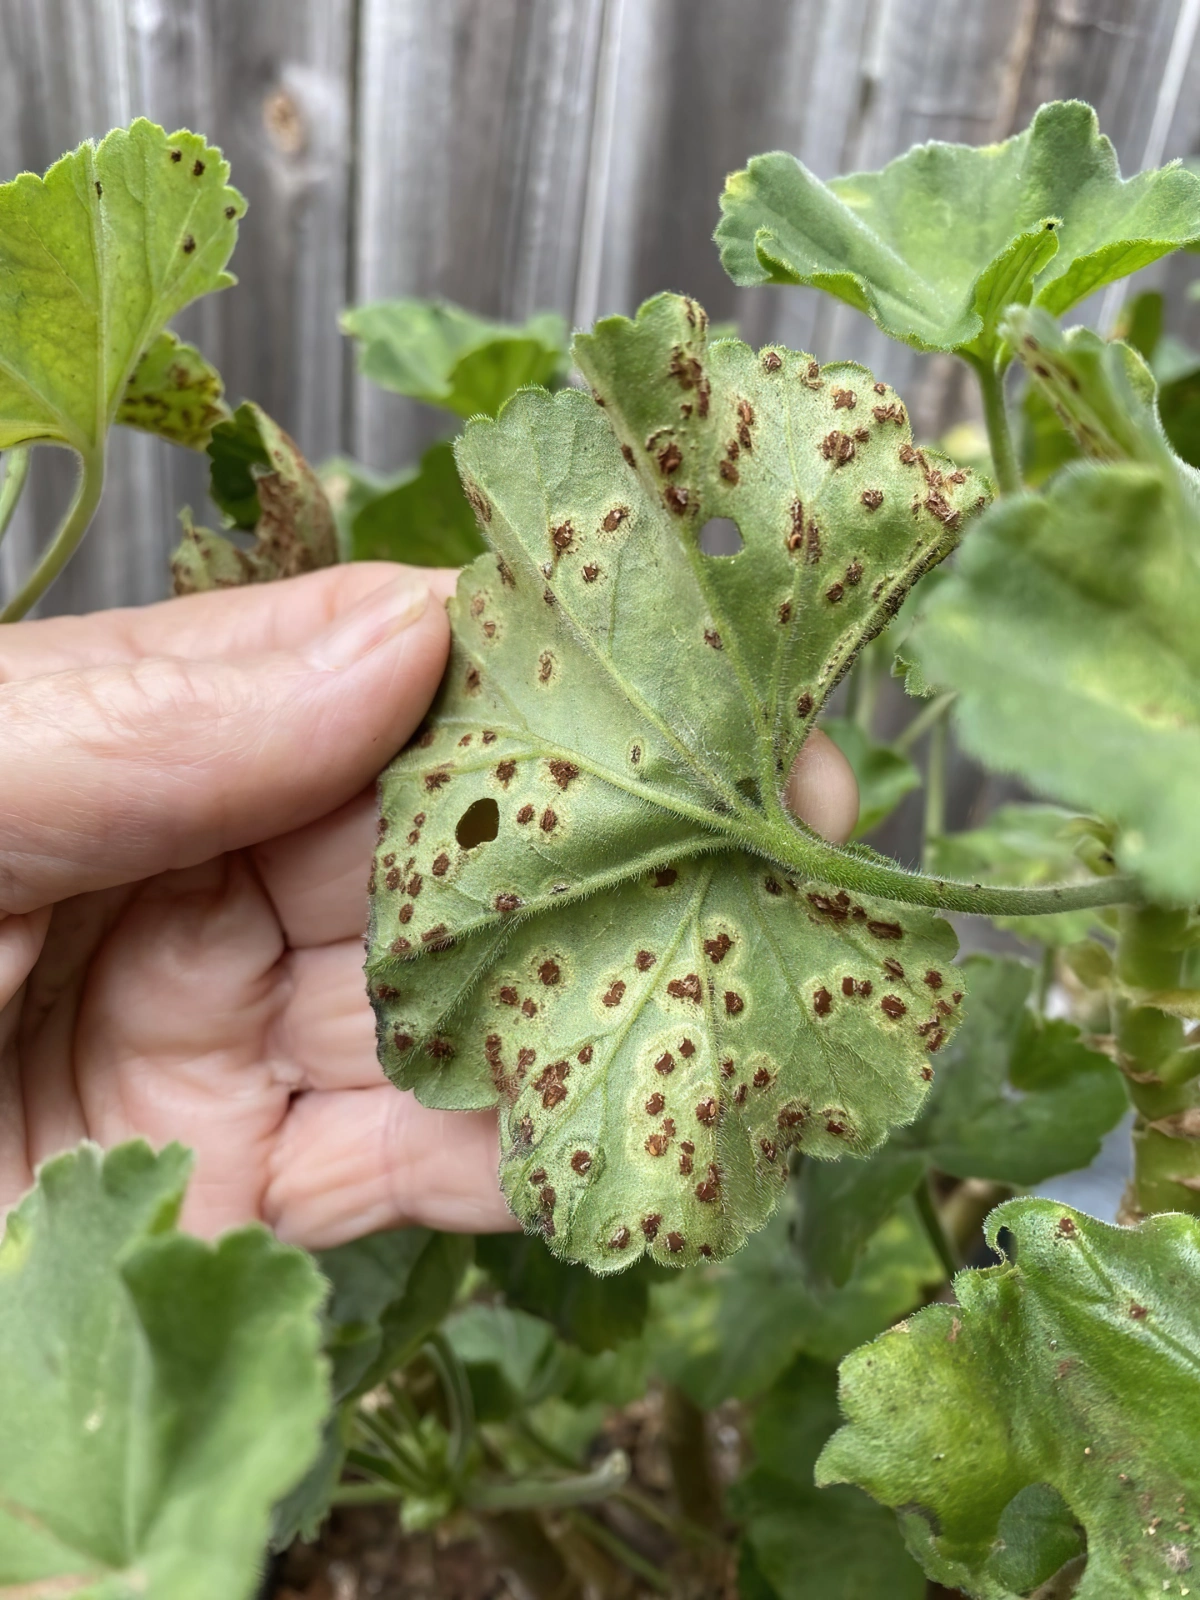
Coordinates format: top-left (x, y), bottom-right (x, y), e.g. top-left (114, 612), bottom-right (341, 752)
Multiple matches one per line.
top-left (350, 439), bottom-right (487, 565)
top-left (171, 401), bottom-right (339, 593)
top-left (909, 461), bottom-right (1200, 901)
top-left (0, 119), bottom-right (242, 455)
top-left (341, 299), bottom-right (568, 419)
top-left (729, 1357), bottom-right (926, 1600)
top-left (0, 1141), bottom-right (326, 1600)
top-left (116, 329), bottom-right (229, 449)
top-left (716, 101), bottom-right (1200, 362)
top-left (796, 958), bottom-right (1126, 1286)
top-left (365, 293), bottom-right (984, 1270)
top-left (817, 1201), bottom-right (1200, 1599)
top-left (821, 716), bottom-right (922, 837)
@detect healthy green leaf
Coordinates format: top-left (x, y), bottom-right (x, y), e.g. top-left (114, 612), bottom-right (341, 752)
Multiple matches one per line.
top-left (795, 957), bottom-right (1126, 1286)
top-left (476, 1232), bottom-right (664, 1354)
top-left (821, 716), bottom-right (921, 838)
top-left (351, 440), bottom-right (487, 566)
top-left (0, 1141), bottom-right (327, 1600)
top-left (927, 802), bottom-right (1109, 945)
top-left (650, 1198), bottom-right (942, 1410)
top-left (817, 1200), bottom-right (1200, 1599)
top-left (909, 460), bottom-right (1200, 901)
top-left (729, 1357), bottom-right (925, 1600)
top-left (716, 101), bottom-right (1200, 362)
top-left (116, 330), bottom-right (229, 449)
top-left (341, 299), bottom-right (568, 419)
top-left (0, 119), bottom-right (243, 456)
top-left (365, 293), bottom-right (983, 1270)
top-left (171, 401), bottom-right (339, 593)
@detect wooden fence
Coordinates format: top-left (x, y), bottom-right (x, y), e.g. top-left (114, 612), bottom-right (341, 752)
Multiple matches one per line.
top-left (2, 0), bottom-right (1200, 619)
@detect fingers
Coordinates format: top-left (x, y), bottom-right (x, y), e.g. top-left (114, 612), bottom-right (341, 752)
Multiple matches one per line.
top-left (785, 728), bottom-right (859, 843)
top-left (253, 790), bottom-right (377, 948)
top-left (262, 1088), bottom-right (519, 1249)
top-left (0, 573), bottom-right (449, 914)
top-left (0, 562), bottom-right (460, 681)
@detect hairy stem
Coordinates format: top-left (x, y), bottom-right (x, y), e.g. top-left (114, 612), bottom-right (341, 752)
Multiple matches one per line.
top-left (0, 445), bottom-right (31, 549)
top-left (662, 1384), bottom-right (722, 1530)
top-left (1114, 906), bottom-right (1200, 1219)
top-left (973, 358), bottom-right (1021, 496)
top-left (0, 446), bottom-right (105, 622)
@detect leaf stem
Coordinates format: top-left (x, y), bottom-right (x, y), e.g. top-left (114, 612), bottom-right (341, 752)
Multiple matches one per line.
top-left (0, 445), bottom-right (31, 549)
top-left (914, 1178), bottom-right (959, 1282)
top-left (894, 692), bottom-right (956, 756)
top-left (1, 446), bottom-right (105, 622)
top-left (972, 358), bottom-right (1021, 495)
top-left (466, 1450), bottom-right (629, 1514)
top-left (921, 714), bottom-right (948, 868)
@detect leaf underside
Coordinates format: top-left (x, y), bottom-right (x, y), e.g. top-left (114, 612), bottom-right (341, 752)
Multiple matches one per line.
top-left (0, 118), bottom-right (242, 455)
top-left (366, 293), bottom-right (985, 1271)
top-left (818, 1201), bottom-right (1200, 1600)
top-left (116, 329), bottom-right (229, 450)
top-left (716, 100), bottom-right (1200, 358)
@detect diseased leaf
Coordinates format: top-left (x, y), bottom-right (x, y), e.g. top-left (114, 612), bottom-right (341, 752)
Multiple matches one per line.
top-left (927, 803), bottom-right (1109, 945)
top-left (342, 299), bottom-right (568, 419)
top-left (171, 401), bottom-right (338, 593)
top-left (716, 101), bottom-right (1200, 362)
top-left (351, 440), bottom-right (487, 566)
top-left (650, 1198), bottom-right (942, 1410)
top-left (909, 461), bottom-right (1200, 901)
top-left (795, 958), bottom-right (1126, 1286)
top-left (729, 1358), bottom-right (925, 1600)
top-left (821, 716), bottom-right (921, 838)
top-left (817, 1201), bottom-right (1200, 1600)
top-left (476, 1232), bottom-right (664, 1354)
top-left (0, 1142), bottom-right (326, 1600)
top-left (0, 119), bottom-right (243, 456)
top-left (116, 330), bottom-right (229, 449)
top-left (366, 293), bottom-right (984, 1270)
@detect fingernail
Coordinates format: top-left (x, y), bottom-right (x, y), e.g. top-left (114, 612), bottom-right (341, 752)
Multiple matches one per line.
top-left (306, 578), bottom-right (429, 671)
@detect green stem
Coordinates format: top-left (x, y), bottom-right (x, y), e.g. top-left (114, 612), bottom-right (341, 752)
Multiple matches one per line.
top-left (330, 1480), bottom-right (403, 1505)
top-left (921, 715), bottom-right (948, 868)
top-left (0, 445), bottom-right (30, 548)
top-left (1, 447), bottom-right (104, 622)
top-left (1035, 944), bottom-right (1056, 1016)
top-left (565, 1510), bottom-right (671, 1594)
top-left (757, 821), bottom-right (1140, 919)
top-left (894, 692), bottom-right (956, 756)
top-left (662, 1385), bottom-right (722, 1529)
top-left (973, 359), bottom-right (1021, 496)
top-left (467, 1451), bottom-right (629, 1514)
top-left (914, 1177), bottom-right (959, 1282)
top-left (424, 1332), bottom-right (475, 1481)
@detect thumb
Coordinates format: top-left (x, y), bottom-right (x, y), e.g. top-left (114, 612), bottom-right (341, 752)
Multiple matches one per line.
top-left (0, 575), bottom-right (447, 914)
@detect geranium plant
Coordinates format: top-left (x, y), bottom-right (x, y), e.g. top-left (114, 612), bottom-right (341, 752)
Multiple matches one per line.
top-left (1, 101), bottom-right (1199, 1600)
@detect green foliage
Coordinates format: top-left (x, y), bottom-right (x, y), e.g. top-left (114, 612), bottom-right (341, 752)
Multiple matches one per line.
top-left (476, 1232), bottom-right (663, 1353)
top-left (716, 100), bottom-right (1200, 363)
top-left (350, 440), bottom-right (487, 565)
top-left (0, 1142), bottom-right (326, 1600)
top-left (821, 715), bottom-right (921, 837)
top-left (818, 1201), bottom-right (1200, 1599)
top-left (795, 958), bottom-right (1126, 1286)
top-left (729, 1358), bottom-right (925, 1599)
top-left (367, 292), bottom-right (984, 1270)
top-left (341, 299), bottom-right (568, 419)
top-left (116, 330), bottom-right (229, 449)
top-left (171, 401), bottom-right (339, 592)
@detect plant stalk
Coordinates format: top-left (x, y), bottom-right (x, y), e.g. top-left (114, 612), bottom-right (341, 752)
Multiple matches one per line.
top-left (921, 714), bottom-right (948, 869)
top-left (894, 692), bottom-right (956, 756)
top-left (1, 446), bottom-right (105, 622)
top-left (914, 1177), bottom-right (959, 1282)
top-left (973, 358), bottom-right (1021, 495)
top-left (661, 1385), bottom-right (722, 1530)
top-left (0, 445), bottom-right (31, 549)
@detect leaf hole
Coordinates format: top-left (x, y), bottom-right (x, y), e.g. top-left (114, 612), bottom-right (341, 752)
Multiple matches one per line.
top-left (456, 797), bottom-right (500, 848)
top-left (698, 517), bottom-right (743, 556)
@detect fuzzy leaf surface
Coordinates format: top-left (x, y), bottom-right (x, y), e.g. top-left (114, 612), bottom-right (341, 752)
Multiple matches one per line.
top-left (818, 1201), bottom-right (1200, 1599)
top-left (0, 119), bottom-right (242, 455)
top-left (171, 402), bottom-right (338, 593)
top-left (910, 461), bottom-right (1200, 901)
top-left (729, 1357), bottom-right (925, 1600)
top-left (116, 330), bottom-right (229, 449)
top-left (0, 1141), bottom-right (326, 1600)
top-left (341, 299), bottom-right (568, 418)
top-left (716, 101), bottom-right (1200, 360)
top-left (795, 958), bottom-right (1126, 1285)
top-left (366, 294), bottom-right (982, 1270)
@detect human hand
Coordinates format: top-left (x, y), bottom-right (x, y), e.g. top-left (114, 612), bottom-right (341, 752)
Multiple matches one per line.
top-left (0, 564), bottom-right (858, 1249)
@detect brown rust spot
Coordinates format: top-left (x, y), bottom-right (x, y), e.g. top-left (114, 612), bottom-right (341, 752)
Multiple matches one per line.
top-left (516, 804), bottom-right (535, 825)
top-left (655, 1052), bottom-right (675, 1076)
top-left (667, 974), bottom-right (703, 1003)
top-left (432, 853), bottom-right (450, 877)
top-left (635, 950), bottom-right (657, 971)
top-left (832, 387), bottom-right (857, 409)
top-left (813, 987), bottom-right (833, 1017)
top-left (645, 1092), bottom-right (666, 1115)
top-left (495, 893), bottom-right (522, 914)
top-left (821, 430), bottom-right (855, 466)
top-left (724, 990), bottom-right (745, 1015)
top-left (539, 959), bottom-right (561, 986)
top-left (704, 932), bottom-right (733, 964)
top-left (861, 488), bottom-right (884, 510)
top-left (602, 980), bottom-right (627, 1007)
top-left (548, 759), bottom-right (580, 789)
top-left (880, 995), bottom-right (907, 1019)
top-left (762, 350), bottom-right (782, 372)
top-left (695, 1098), bottom-right (718, 1126)
top-left (868, 920), bottom-right (903, 941)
